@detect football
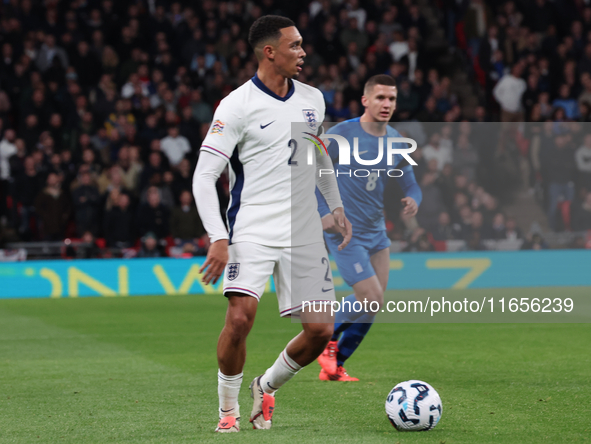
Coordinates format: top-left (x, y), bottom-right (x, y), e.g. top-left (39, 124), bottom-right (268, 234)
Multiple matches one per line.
top-left (386, 380), bottom-right (442, 431)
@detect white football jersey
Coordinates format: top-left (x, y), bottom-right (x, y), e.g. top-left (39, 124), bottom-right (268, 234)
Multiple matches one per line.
top-left (199, 74), bottom-right (326, 247)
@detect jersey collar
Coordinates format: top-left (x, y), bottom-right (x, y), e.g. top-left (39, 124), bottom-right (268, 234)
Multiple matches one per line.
top-left (251, 73), bottom-right (295, 102)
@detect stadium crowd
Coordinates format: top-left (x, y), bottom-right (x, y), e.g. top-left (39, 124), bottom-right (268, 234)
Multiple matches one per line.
top-left (0, 0), bottom-right (590, 257)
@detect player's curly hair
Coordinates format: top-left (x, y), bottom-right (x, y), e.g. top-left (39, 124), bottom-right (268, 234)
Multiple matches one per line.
top-left (248, 15), bottom-right (295, 54)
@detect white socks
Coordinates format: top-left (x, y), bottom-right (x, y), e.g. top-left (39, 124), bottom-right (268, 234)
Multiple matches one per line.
top-left (260, 349), bottom-right (302, 395)
top-left (218, 350), bottom-right (301, 417)
top-left (218, 370), bottom-right (242, 418)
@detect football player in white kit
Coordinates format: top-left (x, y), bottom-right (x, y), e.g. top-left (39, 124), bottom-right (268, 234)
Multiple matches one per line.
top-left (192, 16), bottom-right (352, 433)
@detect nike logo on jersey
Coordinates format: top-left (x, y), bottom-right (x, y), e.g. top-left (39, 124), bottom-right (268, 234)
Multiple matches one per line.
top-left (321, 288), bottom-right (333, 292)
top-left (358, 150), bottom-right (368, 155)
top-left (260, 121), bottom-right (275, 129)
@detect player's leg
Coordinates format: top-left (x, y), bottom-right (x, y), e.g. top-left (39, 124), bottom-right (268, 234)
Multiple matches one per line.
top-left (323, 233), bottom-right (382, 339)
top-left (216, 294), bottom-right (257, 432)
top-left (320, 232), bottom-right (391, 378)
top-left (216, 242), bottom-right (277, 433)
top-left (336, 247), bottom-right (390, 372)
top-left (249, 244), bottom-right (334, 429)
top-left (218, 294), bottom-right (258, 375)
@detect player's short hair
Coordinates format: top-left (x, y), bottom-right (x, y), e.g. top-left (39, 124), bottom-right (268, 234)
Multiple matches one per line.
top-left (364, 74), bottom-right (397, 95)
top-left (248, 15), bottom-right (296, 56)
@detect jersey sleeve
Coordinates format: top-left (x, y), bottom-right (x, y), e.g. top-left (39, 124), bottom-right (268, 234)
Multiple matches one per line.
top-left (192, 151), bottom-right (230, 242)
top-left (315, 187), bottom-right (331, 218)
top-left (200, 96), bottom-right (244, 161)
top-left (315, 87), bottom-right (326, 123)
top-left (395, 164), bottom-right (422, 207)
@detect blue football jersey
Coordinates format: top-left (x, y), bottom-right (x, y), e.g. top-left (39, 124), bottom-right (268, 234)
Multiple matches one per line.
top-left (316, 117), bottom-right (421, 233)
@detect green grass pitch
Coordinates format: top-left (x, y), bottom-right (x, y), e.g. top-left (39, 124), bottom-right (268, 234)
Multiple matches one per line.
top-left (0, 288), bottom-right (589, 443)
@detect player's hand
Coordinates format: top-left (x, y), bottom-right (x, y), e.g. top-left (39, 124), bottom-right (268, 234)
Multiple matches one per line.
top-left (321, 213), bottom-right (341, 234)
top-left (200, 239), bottom-right (228, 285)
top-left (401, 197), bottom-right (418, 217)
top-left (332, 207), bottom-right (353, 251)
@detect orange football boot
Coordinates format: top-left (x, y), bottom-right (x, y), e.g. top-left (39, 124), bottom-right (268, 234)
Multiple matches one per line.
top-left (317, 340), bottom-right (338, 375)
top-left (249, 376), bottom-right (275, 429)
top-left (319, 366), bottom-right (359, 381)
top-left (215, 416), bottom-right (240, 432)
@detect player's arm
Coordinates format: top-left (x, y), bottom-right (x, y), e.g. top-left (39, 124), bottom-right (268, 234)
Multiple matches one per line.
top-left (315, 187), bottom-right (334, 228)
top-left (316, 148), bottom-right (352, 250)
top-left (395, 164), bottom-right (422, 217)
top-left (193, 152), bottom-right (229, 285)
top-left (192, 97), bottom-right (244, 285)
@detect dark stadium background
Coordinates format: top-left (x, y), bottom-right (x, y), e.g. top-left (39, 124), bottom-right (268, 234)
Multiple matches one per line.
top-left (0, 0), bottom-right (590, 258)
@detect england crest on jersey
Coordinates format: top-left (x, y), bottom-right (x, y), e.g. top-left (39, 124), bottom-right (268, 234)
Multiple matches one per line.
top-left (302, 109), bottom-right (318, 131)
top-left (227, 263), bottom-right (240, 281)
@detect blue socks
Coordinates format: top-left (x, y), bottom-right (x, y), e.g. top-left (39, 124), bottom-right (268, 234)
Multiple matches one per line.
top-left (336, 312), bottom-right (375, 367)
top-left (331, 294), bottom-right (376, 367)
top-left (331, 294), bottom-right (363, 341)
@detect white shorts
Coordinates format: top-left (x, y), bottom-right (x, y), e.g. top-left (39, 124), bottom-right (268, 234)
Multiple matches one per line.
top-left (223, 241), bottom-right (336, 317)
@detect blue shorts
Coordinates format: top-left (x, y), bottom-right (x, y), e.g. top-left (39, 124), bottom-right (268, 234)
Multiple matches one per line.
top-left (324, 230), bottom-right (391, 287)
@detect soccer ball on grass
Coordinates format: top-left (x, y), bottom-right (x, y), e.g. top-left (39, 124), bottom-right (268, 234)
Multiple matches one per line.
top-left (385, 380), bottom-right (442, 431)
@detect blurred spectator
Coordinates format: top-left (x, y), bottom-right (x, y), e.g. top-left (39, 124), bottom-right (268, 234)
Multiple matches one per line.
top-left (571, 191), bottom-right (591, 231)
top-left (140, 171), bottom-right (175, 209)
top-left (416, 171), bottom-right (445, 230)
top-left (14, 156), bottom-right (42, 238)
top-left (98, 165), bottom-right (128, 198)
top-left (137, 186), bottom-right (170, 239)
top-left (326, 91), bottom-right (350, 121)
top-left (553, 84), bottom-right (579, 120)
top-left (0, 129), bottom-right (17, 218)
top-left (36, 34), bottom-right (69, 73)
top-left (172, 158), bottom-right (193, 200)
top-left (22, 115), bottom-right (41, 152)
top-left (179, 106), bottom-right (202, 153)
top-left (490, 212), bottom-right (506, 240)
top-left (415, 96), bottom-right (441, 122)
top-left (72, 170), bottom-right (101, 236)
top-left (115, 146), bottom-right (143, 192)
top-left (453, 134), bottom-right (479, 181)
top-left (396, 78), bottom-right (420, 119)
top-left (522, 233), bottom-right (549, 250)
top-left (104, 193), bottom-right (135, 248)
top-left (34, 173), bottom-right (71, 241)
top-left (403, 227), bottom-right (435, 252)
top-left (493, 63), bottom-right (527, 122)
top-left (466, 231), bottom-right (485, 251)
top-left (545, 135), bottom-right (576, 231)
top-left (139, 151), bottom-right (165, 192)
top-left (504, 217), bottom-right (523, 241)
top-left (8, 139), bottom-right (27, 181)
top-left (190, 90), bottom-right (213, 124)
top-left (160, 125), bottom-right (191, 167)
top-left (467, 211), bottom-right (491, 241)
top-left (432, 211), bottom-right (461, 241)
top-left (454, 205), bottom-right (473, 240)
top-left (137, 232), bottom-right (163, 258)
top-left (575, 134), bottom-right (591, 190)
top-left (170, 190), bottom-right (207, 244)
top-left (422, 133), bottom-right (452, 171)
top-left (139, 114), bottom-right (165, 150)
top-left (79, 231), bottom-right (101, 259)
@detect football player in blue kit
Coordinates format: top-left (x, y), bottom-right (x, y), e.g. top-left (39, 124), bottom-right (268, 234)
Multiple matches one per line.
top-left (316, 74), bottom-right (422, 381)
